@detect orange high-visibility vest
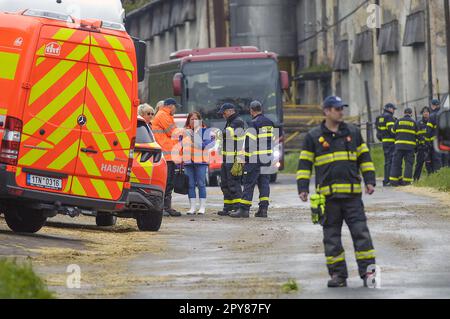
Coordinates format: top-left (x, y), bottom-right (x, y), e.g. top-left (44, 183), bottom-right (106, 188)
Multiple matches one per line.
top-left (182, 129), bottom-right (210, 164)
top-left (152, 107), bottom-right (180, 162)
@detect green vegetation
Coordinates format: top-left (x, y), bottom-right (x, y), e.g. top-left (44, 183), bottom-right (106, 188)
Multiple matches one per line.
top-left (300, 64), bottom-right (333, 75)
top-left (0, 259), bottom-right (54, 299)
top-left (370, 144), bottom-right (385, 178)
top-left (283, 152), bottom-right (300, 174)
top-left (281, 279), bottom-right (299, 293)
top-left (122, 0), bottom-right (152, 13)
top-left (415, 168), bottom-right (450, 192)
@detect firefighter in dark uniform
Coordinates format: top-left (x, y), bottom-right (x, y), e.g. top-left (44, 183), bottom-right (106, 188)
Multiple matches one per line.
top-left (427, 99), bottom-right (443, 171)
top-left (375, 103), bottom-right (397, 186)
top-left (231, 101), bottom-right (274, 219)
top-left (414, 107), bottom-right (432, 181)
top-left (298, 96), bottom-right (377, 288)
top-left (389, 108), bottom-right (418, 186)
top-left (217, 103), bottom-right (245, 216)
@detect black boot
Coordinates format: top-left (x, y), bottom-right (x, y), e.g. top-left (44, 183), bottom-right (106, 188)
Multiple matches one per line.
top-left (218, 208), bottom-right (231, 216)
top-left (165, 208), bottom-right (182, 217)
top-left (327, 275), bottom-right (347, 288)
top-left (230, 208), bottom-right (249, 219)
top-left (255, 207), bottom-right (268, 218)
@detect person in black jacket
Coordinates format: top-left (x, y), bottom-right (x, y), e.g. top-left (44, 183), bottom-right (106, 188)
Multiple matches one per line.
top-left (375, 103), bottom-right (397, 186)
top-left (298, 96), bottom-right (377, 288)
top-left (389, 108), bottom-right (418, 186)
top-left (231, 101), bottom-right (274, 219)
top-left (427, 99), bottom-right (443, 171)
top-left (217, 103), bottom-right (245, 216)
top-left (414, 107), bottom-right (432, 181)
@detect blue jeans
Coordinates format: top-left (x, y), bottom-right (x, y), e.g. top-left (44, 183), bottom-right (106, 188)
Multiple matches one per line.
top-left (184, 164), bottom-right (207, 199)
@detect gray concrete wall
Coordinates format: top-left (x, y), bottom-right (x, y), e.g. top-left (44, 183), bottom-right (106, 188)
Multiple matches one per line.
top-left (297, 0), bottom-right (449, 127)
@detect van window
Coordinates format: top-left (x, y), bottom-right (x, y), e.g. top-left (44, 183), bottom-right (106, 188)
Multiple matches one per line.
top-left (136, 121), bottom-right (155, 144)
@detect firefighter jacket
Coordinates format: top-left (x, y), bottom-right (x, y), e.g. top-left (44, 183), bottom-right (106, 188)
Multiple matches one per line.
top-left (221, 112), bottom-right (246, 162)
top-left (297, 122), bottom-right (376, 198)
top-left (417, 118), bottom-right (429, 147)
top-left (182, 127), bottom-right (214, 164)
top-left (394, 115), bottom-right (418, 151)
top-left (244, 113), bottom-right (274, 166)
top-left (152, 107), bottom-right (180, 162)
top-left (376, 111), bottom-right (396, 144)
top-left (427, 108), bottom-right (441, 143)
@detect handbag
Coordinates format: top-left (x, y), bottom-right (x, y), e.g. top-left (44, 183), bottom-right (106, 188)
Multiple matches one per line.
top-left (174, 163), bottom-right (189, 195)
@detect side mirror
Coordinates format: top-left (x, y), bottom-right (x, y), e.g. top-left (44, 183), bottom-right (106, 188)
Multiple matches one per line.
top-left (437, 110), bottom-right (450, 152)
top-left (280, 71), bottom-right (290, 91)
top-left (173, 73), bottom-right (183, 96)
top-left (132, 38), bottom-right (147, 83)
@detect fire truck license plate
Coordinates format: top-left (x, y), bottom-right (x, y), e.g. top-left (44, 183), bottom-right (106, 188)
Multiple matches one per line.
top-left (26, 174), bottom-right (62, 191)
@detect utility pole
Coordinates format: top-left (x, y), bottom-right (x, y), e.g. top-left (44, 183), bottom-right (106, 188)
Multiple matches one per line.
top-left (426, 0), bottom-right (434, 101)
top-left (444, 0), bottom-right (450, 96)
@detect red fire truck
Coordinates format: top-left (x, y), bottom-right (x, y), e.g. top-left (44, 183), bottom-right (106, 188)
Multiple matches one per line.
top-left (148, 46), bottom-right (289, 184)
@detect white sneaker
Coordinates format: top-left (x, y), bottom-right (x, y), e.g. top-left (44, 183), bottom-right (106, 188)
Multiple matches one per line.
top-left (197, 198), bottom-right (206, 215)
top-left (187, 199), bottom-right (196, 215)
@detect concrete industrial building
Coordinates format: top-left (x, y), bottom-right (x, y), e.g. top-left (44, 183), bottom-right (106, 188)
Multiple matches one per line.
top-left (126, 0), bottom-right (450, 138)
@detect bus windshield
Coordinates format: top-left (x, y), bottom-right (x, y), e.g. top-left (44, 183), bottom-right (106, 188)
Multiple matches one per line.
top-left (182, 58), bottom-right (281, 127)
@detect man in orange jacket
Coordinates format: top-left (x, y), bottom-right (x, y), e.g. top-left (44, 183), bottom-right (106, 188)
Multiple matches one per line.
top-left (152, 98), bottom-right (182, 217)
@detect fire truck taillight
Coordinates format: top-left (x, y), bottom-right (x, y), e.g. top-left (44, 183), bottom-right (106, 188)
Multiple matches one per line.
top-left (0, 117), bottom-right (23, 166)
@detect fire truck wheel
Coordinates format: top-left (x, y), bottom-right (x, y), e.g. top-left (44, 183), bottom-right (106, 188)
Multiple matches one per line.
top-left (95, 213), bottom-right (117, 227)
top-left (136, 209), bottom-right (163, 232)
top-left (4, 206), bottom-right (47, 233)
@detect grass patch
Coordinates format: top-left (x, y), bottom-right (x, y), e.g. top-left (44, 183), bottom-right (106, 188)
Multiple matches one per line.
top-left (283, 145), bottom-right (385, 178)
top-left (283, 152), bottom-right (300, 174)
top-left (281, 279), bottom-right (299, 293)
top-left (0, 259), bottom-right (54, 299)
top-left (369, 144), bottom-right (384, 178)
top-left (415, 168), bottom-right (450, 192)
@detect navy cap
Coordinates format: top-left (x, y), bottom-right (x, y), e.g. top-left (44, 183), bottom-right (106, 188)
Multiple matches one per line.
top-left (164, 98), bottom-right (180, 107)
top-left (405, 107), bottom-right (413, 115)
top-left (432, 99), bottom-right (441, 106)
top-left (384, 103), bottom-right (397, 110)
top-left (217, 103), bottom-right (235, 115)
top-left (323, 96), bottom-right (348, 109)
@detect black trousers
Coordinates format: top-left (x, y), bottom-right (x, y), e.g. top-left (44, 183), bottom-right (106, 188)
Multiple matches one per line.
top-left (323, 196), bottom-right (376, 279)
top-left (220, 163), bottom-right (243, 211)
top-left (390, 149), bottom-right (415, 183)
top-left (430, 148), bottom-right (442, 173)
top-left (383, 143), bottom-right (395, 185)
top-left (414, 147), bottom-right (433, 181)
top-left (164, 161), bottom-right (176, 210)
top-left (240, 163), bottom-right (270, 211)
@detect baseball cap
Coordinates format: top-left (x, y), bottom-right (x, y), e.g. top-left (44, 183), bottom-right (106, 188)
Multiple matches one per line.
top-left (217, 103), bottom-right (236, 115)
top-left (323, 96), bottom-right (348, 109)
top-left (405, 107), bottom-right (413, 115)
top-left (432, 99), bottom-right (441, 106)
top-left (384, 103), bottom-right (397, 110)
top-left (164, 98), bottom-right (180, 107)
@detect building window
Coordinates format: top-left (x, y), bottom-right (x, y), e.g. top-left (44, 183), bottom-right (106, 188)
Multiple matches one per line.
top-left (333, 40), bottom-right (349, 71)
top-left (378, 20), bottom-right (399, 54)
top-left (352, 30), bottom-right (374, 64)
top-left (403, 11), bottom-right (425, 47)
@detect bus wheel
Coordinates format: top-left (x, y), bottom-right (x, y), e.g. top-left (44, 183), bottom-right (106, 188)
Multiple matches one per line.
top-left (4, 206), bottom-right (47, 233)
top-left (209, 174), bottom-right (219, 187)
top-left (96, 213), bottom-right (117, 227)
top-left (136, 209), bottom-right (163, 232)
top-left (270, 174), bottom-right (278, 183)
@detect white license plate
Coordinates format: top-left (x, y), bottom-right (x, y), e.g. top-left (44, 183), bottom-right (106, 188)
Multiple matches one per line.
top-left (26, 174), bottom-right (63, 191)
